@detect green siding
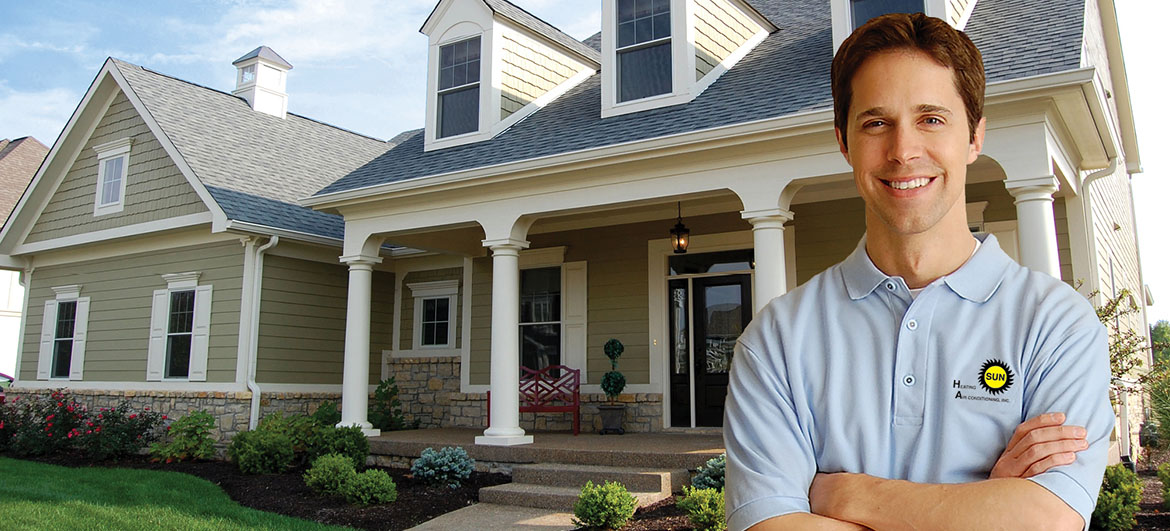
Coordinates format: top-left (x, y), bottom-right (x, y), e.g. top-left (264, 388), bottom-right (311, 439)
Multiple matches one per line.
top-left (20, 241), bottom-right (243, 382)
top-left (399, 268), bottom-right (463, 351)
top-left (26, 91), bottom-right (208, 243)
top-left (255, 254), bottom-right (393, 385)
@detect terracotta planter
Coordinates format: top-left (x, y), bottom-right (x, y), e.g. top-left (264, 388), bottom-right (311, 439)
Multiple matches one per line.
top-left (597, 403), bottom-right (626, 435)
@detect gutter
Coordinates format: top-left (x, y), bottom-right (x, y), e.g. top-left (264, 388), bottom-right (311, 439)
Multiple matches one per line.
top-left (1080, 157), bottom-right (1119, 297)
top-left (246, 236), bottom-right (279, 429)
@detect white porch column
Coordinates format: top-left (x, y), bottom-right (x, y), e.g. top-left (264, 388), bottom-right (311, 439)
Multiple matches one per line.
top-left (1006, 180), bottom-right (1061, 279)
top-left (476, 238), bottom-right (534, 446)
top-left (742, 208), bottom-right (794, 315)
top-left (340, 254), bottom-right (382, 436)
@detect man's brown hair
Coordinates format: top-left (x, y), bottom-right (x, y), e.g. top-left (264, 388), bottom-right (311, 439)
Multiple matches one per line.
top-left (831, 12), bottom-right (984, 150)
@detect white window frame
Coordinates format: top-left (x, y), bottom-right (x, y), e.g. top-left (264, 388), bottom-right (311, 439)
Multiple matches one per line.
top-left (37, 285), bottom-right (89, 381)
top-left (615, 0), bottom-right (673, 104)
top-left (436, 36), bottom-right (483, 140)
top-left (408, 279), bottom-right (459, 354)
top-left (147, 272), bottom-right (212, 382)
top-left (92, 137), bottom-right (132, 217)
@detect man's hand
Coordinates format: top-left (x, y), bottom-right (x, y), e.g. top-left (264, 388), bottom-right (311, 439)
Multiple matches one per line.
top-left (990, 412), bottom-right (1088, 479)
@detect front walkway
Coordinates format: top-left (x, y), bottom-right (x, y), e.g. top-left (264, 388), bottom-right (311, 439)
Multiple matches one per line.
top-left (407, 503), bottom-right (575, 531)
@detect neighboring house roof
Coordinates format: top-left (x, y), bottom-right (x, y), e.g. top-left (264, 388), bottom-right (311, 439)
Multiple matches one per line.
top-left (316, 0), bottom-right (1086, 197)
top-left (0, 137), bottom-right (49, 226)
top-left (111, 59), bottom-right (393, 240)
top-left (233, 46), bottom-right (293, 68)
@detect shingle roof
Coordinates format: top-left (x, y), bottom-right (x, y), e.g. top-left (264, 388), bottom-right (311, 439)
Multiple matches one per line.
top-left (112, 59), bottom-right (391, 240)
top-left (0, 136), bottom-right (49, 226)
top-left (232, 46), bottom-right (293, 69)
top-left (483, 0), bottom-right (601, 64)
top-left (318, 0), bottom-right (1086, 197)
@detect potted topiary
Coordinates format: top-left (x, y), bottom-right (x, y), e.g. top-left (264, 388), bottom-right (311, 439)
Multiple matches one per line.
top-left (598, 338), bottom-right (627, 435)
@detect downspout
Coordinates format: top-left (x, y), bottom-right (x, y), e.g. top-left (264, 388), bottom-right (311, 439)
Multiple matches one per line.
top-left (247, 236), bottom-right (279, 429)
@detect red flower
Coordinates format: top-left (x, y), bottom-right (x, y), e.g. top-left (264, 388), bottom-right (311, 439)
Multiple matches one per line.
top-left (67, 405), bottom-right (74, 412)
top-left (47, 422), bottom-right (53, 428)
top-left (162, 415), bottom-right (167, 420)
top-left (95, 427), bottom-right (101, 433)
top-left (56, 402), bottom-right (62, 407)
top-left (47, 414), bottom-right (55, 420)
top-left (129, 414), bottom-right (136, 419)
top-left (67, 432), bottom-right (74, 438)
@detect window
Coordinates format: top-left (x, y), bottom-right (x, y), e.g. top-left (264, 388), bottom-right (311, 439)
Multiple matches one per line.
top-left (165, 290), bottom-right (195, 379)
top-left (239, 64), bottom-right (256, 85)
top-left (437, 36), bottom-right (481, 138)
top-left (147, 273), bottom-right (211, 381)
top-left (37, 285), bottom-right (89, 381)
top-left (851, 0), bottom-right (924, 28)
top-left (92, 137), bottom-right (132, 216)
top-left (617, 0), bottom-right (672, 102)
top-left (408, 279), bottom-right (459, 352)
top-left (520, 267), bottom-right (561, 370)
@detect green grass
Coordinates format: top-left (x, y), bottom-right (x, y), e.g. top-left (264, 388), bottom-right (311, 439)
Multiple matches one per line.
top-left (0, 457), bottom-right (348, 530)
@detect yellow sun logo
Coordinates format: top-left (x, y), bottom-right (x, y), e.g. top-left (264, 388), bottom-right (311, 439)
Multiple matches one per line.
top-left (978, 359), bottom-right (1014, 395)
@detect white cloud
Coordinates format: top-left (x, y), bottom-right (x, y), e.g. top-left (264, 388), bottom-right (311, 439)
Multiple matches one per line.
top-left (0, 33), bottom-right (88, 62)
top-left (0, 82), bottom-right (78, 145)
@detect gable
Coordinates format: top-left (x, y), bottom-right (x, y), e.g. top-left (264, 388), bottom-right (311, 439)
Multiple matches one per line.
top-left (24, 90), bottom-right (208, 245)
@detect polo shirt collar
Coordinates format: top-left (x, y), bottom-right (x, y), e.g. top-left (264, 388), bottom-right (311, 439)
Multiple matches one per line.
top-left (840, 233), bottom-right (1012, 303)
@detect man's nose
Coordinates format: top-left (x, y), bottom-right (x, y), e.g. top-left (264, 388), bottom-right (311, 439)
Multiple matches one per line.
top-left (888, 123), bottom-right (924, 164)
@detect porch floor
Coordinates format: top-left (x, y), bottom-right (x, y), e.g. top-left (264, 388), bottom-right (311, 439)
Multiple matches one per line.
top-left (369, 428), bottom-right (725, 470)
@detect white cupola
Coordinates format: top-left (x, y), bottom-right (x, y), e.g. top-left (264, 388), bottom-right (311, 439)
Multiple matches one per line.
top-left (232, 46), bottom-right (293, 119)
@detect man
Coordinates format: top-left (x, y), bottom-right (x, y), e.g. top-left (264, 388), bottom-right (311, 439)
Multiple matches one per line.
top-left (724, 12), bottom-right (1113, 531)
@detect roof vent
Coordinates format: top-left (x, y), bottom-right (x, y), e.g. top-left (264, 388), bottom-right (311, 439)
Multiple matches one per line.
top-left (232, 46), bottom-right (293, 119)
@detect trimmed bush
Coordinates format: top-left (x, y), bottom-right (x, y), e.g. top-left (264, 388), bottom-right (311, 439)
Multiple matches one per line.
top-left (75, 402), bottom-right (164, 461)
top-left (151, 410), bottom-right (216, 462)
top-left (678, 486), bottom-right (726, 531)
top-left (691, 453), bottom-right (725, 491)
top-left (572, 480), bottom-right (637, 530)
top-left (368, 377), bottom-right (419, 431)
top-left (307, 426), bottom-right (369, 470)
top-left (304, 453), bottom-right (358, 495)
top-left (229, 430), bottom-right (295, 475)
top-left (257, 412), bottom-right (318, 454)
top-left (411, 446), bottom-right (475, 488)
top-left (311, 401), bottom-right (341, 427)
top-left (344, 469), bottom-right (398, 506)
top-left (1091, 463), bottom-right (1142, 531)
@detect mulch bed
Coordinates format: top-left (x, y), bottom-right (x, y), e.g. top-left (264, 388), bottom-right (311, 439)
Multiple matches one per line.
top-left (1137, 446), bottom-right (1170, 530)
top-left (620, 496), bottom-right (695, 531)
top-left (22, 453), bottom-right (510, 531)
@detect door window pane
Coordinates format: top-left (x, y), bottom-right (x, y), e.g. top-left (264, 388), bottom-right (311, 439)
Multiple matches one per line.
top-left (669, 249), bottom-right (755, 275)
top-left (671, 286), bottom-right (688, 375)
top-left (851, 0), bottom-right (924, 28)
top-left (703, 284), bottom-right (741, 374)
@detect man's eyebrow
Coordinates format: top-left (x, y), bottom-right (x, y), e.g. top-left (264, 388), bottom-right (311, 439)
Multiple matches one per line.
top-left (916, 104), bottom-right (953, 115)
top-left (855, 105), bottom-right (955, 121)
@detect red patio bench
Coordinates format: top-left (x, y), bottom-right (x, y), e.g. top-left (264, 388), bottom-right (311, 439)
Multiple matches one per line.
top-left (487, 365), bottom-right (581, 435)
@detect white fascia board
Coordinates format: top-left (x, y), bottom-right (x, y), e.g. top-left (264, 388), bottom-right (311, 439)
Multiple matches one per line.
top-left (0, 255), bottom-right (27, 271)
top-left (13, 212), bottom-right (213, 255)
top-left (223, 220), bottom-right (342, 248)
top-left (1096, 0), bottom-right (1140, 173)
top-left (105, 61), bottom-right (230, 231)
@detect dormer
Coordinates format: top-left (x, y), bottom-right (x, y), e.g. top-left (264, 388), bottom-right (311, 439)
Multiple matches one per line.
top-left (831, 0), bottom-right (978, 52)
top-left (232, 46), bottom-right (292, 119)
top-left (600, 0), bottom-right (775, 118)
top-left (421, 0), bottom-right (601, 151)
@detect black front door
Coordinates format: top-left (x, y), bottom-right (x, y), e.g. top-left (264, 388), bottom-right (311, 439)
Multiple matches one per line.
top-left (671, 274), bottom-right (752, 427)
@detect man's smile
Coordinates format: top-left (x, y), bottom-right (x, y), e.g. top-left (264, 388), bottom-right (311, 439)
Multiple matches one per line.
top-left (882, 177), bottom-right (935, 190)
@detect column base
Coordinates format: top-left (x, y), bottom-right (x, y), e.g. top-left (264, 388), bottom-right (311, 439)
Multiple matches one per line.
top-left (361, 428), bottom-right (382, 437)
top-left (475, 434), bottom-right (535, 446)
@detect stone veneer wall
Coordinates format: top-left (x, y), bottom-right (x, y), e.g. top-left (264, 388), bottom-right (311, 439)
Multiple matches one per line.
top-left (390, 357), bottom-right (664, 433)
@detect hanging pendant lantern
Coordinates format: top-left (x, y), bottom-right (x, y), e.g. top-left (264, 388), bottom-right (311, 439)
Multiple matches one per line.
top-left (669, 202), bottom-right (690, 254)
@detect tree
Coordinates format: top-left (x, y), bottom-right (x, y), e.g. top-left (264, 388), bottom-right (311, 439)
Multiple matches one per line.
top-left (1151, 320), bottom-right (1170, 364)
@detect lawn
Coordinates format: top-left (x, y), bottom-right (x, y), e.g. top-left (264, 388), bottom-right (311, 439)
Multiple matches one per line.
top-left (0, 457), bottom-right (347, 530)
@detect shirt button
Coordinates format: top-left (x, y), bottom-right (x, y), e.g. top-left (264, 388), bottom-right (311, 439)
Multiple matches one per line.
top-left (906, 319), bottom-right (918, 331)
top-left (885, 282), bottom-right (895, 290)
top-left (903, 375), bottom-right (916, 386)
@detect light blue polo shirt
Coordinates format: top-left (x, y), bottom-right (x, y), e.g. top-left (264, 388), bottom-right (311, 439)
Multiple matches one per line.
top-left (724, 233), bottom-right (1112, 530)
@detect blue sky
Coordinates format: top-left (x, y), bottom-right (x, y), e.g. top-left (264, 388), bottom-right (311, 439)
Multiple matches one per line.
top-left (1, 0), bottom-right (1168, 324)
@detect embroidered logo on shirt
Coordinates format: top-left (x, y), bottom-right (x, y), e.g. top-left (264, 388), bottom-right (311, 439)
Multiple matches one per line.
top-left (978, 359), bottom-right (1014, 395)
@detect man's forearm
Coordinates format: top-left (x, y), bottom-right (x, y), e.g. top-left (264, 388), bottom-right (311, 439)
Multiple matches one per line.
top-left (749, 512), bottom-right (869, 531)
top-left (811, 473), bottom-right (1082, 531)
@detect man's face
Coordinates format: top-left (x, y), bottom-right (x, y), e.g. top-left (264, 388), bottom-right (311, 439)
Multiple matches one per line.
top-left (836, 48), bottom-right (985, 236)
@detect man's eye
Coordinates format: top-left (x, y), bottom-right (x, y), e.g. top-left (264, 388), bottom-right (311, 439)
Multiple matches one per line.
top-left (922, 116), bottom-right (944, 125)
top-left (863, 120), bottom-right (886, 129)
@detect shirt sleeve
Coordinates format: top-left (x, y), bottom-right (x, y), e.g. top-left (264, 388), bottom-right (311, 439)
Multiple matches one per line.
top-left (1020, 312), bottom-right (1112, 530)
top-left (724, 336), bottom-right (818, 531)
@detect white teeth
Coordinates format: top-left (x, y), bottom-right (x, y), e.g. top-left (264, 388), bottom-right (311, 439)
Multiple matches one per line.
top-left (887, 178), bottom-right (931, 190)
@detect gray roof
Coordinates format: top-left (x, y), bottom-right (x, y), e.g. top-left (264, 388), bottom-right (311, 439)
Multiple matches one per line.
top-left (233, 46), bottom-right (293, 69)
top-left (422, 0), bottom-right (601, 64)
top-left (112, 59), bottom-right (391, 240)
top-left (318, 0), bottom-right (1086, 197)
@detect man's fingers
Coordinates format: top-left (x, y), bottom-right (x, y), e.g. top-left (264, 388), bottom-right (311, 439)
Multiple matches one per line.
top-left (1008, 425), bottom-right (1087, 460)
top-left (1006, 412), bottom-right (1067, 449)
top-left (1015, 438), bottom-right (1089, 467)
top-left (1022, 452), bottom-right (1078, 478)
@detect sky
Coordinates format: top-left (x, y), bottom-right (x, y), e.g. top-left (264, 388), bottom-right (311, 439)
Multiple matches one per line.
top-left (0, 0), bottom-right (1167, 324)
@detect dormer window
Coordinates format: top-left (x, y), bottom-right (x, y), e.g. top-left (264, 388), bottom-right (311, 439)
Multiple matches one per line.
top-left (850, 0), bottom-right (924, 28)
top-left (438, 36), bottom-right (482, 138)
top-left (617, 0), bottom-right (672, 102)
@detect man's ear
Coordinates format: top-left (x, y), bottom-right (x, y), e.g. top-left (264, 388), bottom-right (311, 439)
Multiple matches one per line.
top-left (835, 127), bottom-right (851, 164)
top-left (967, 117), bottom-right (987, 164)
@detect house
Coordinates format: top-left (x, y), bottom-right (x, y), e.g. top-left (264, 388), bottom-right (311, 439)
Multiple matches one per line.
top-left (0, 0), bottom-right (1150, 458)
top-left (0, 136), bottom-right (49, 375)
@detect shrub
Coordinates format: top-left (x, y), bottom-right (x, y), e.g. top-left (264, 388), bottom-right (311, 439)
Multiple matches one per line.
top-left (151, 410), bottom-right (216, 462)
top-left (257, 412), bottom-right (318, 454)
top-left (1141, 420), bottom-right (1161, 450)
top-left (691, 453), bottom-right (725, 491)
top-left (311, 401), bottom-right (341, 427)
top-left (6, 391), bottom-right (87, 457)
top-left (1091, 464), bottom-right (1142, 531)
top-left (307, 426), bottom-right (369, 470)
top-left (678, 486), bottom-right (726, 531)
top-left (0, 396), bottom-right (16, 452)
top-left (304, 453), bottom-right (358, 495)
top-left (368, 377), bottom-right (419, 431)
top-left (1159, 463), bottom-right (1170, 511)
top-left (75, 402), bottom-right (164, 461)
top-left (572, 480), bottom-right (637, 530)
top-left (343, 469), bottom-right (398, 506)
top-left (410, 446), bottom-right (475, 488)
top-left (229, 430), bottom-right (295, 475)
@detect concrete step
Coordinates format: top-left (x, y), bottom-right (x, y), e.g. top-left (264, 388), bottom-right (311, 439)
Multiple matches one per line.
top-left (479, 483), bottom-right (669, 511)
top-left (512, 463), bottom-right (689, 493)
